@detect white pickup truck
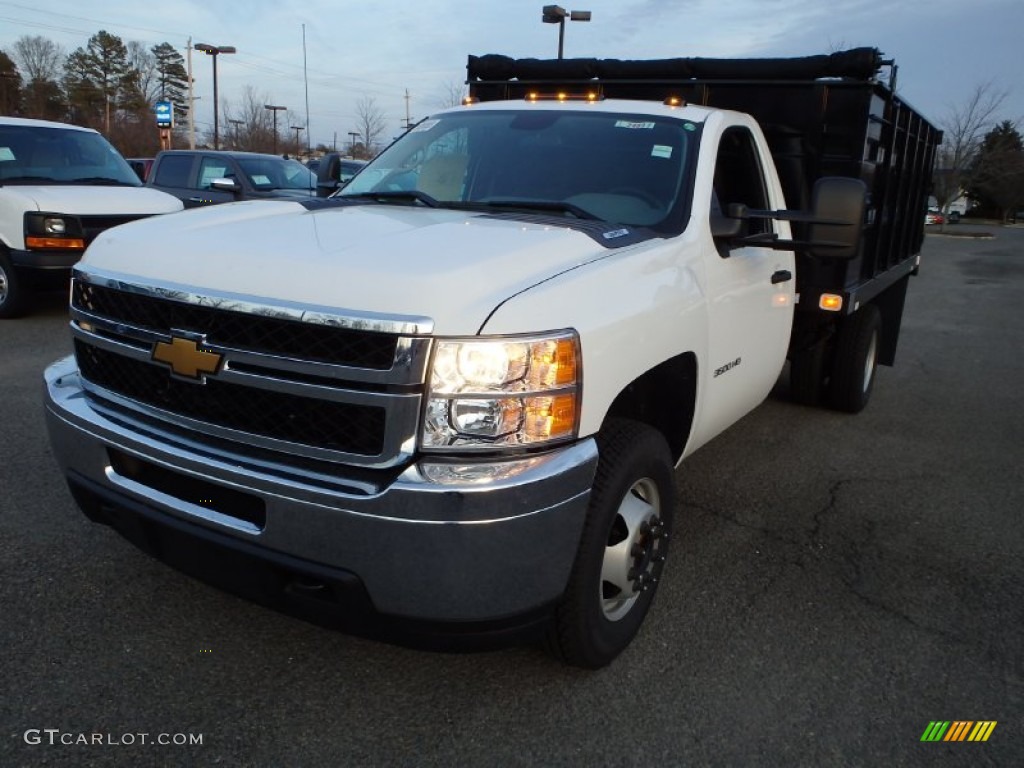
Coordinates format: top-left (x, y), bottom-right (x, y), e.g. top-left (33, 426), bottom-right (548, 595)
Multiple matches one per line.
top-left (43, 49), bottom-right (938, 667)
top-left (0, 117), bottom-right (182, 317)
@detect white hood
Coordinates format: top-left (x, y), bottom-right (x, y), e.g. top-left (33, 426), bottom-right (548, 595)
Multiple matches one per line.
top-left (2, 184), bottom-right (182, 215)
top-left (82, 200), bottom-right (614, 334)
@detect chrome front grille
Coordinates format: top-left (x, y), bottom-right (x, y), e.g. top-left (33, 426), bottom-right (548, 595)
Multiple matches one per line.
top-left (69, 270), bottom-right (433, 469)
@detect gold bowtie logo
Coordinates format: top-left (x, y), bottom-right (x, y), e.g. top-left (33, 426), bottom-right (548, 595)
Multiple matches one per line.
top-left (152, 335), bottom-right (223, 382)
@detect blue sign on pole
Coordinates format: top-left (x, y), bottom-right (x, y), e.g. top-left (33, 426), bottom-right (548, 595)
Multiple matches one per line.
top-left (155, 101), bottom-right (174, 128)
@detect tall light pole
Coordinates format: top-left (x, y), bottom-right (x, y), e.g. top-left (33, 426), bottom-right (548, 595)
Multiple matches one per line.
top-left (348, 131), bottom-right (359, 157)
top-left (194, 43), bottom-right (236, 149)
top-left (291, 126), bottom-right (304, 157)
top-left (265, 105), bottom-right (286, 154)
top-left (541, 5), bottom-right (591, 59)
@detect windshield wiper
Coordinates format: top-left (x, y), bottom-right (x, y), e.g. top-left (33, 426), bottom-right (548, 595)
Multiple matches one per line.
top-left (0, 175), bottom-right (61, 183)
top-left (342, 190), bottom-right (441, 208)
top-left (69, 177), bottom-right (136, 186)
top-left (474, 198), bottom-right (600, 220)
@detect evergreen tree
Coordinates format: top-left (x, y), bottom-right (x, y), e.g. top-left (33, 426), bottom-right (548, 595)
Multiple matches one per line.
top-left (63, 30), bottom-right (136, 134)
top-left (0, 50), bottom-right (22, 115)
top-left (151, 43), bottom-right (189, 121)
top-left (968, 121), bottom-right (1024, 221)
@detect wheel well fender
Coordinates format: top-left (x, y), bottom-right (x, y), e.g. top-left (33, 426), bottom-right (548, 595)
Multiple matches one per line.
top-left (601, 352), bottom-right (696, 465)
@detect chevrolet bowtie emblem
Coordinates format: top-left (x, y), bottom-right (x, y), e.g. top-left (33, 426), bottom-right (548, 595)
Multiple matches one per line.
top-left (151, 334), bottom-right (223, 382)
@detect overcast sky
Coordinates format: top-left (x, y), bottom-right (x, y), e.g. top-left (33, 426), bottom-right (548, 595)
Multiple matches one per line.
top-left (2, 0), bottom-right (1022, 149)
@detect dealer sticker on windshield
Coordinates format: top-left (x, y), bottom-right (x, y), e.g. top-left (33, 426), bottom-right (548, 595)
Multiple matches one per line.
top-left (651, 145), bottom-right (673, 159)
top-left (614, 120), bottom-right (655, 130)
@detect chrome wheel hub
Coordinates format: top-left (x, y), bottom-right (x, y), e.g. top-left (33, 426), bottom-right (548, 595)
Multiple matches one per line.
top-left (600, 477), bottom-right (668, 621)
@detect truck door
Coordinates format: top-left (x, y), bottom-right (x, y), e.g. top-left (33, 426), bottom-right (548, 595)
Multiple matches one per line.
top-left (698, 125), bottom-right (795, 438)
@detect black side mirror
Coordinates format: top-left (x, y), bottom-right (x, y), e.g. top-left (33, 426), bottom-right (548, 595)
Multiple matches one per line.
top-left (807, 177), bottom-right (866, 260)
top-left (316, 153), bottom-right (343, 198)
top-left (710, 213), bottom-right (743, 238)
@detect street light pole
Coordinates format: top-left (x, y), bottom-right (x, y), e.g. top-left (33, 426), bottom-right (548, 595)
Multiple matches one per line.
top-left (291, 126), bottom-right (304, 158)
top-left (348, 131), bottom-right (359, 157)
top-left (541, 5), bottom-right (591, 59)
top-left (194, 43), bottom-right (236, 150)
top-left (265, 105), bottom-right (286, 154)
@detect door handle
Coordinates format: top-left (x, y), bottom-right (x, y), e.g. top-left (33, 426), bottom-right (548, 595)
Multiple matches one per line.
top-left (771, 270), bottom-right (793, 284)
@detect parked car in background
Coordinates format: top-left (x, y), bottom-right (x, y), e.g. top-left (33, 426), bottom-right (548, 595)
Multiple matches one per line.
top-left (315, 153), bottom-right (368, 196)
top-left (127, 157), bottom-right (154, 182)
top-left (925, 209), bottom-right (944, 225)
top-left (0, 117), bottom-right (182, 318)
top-left (146, 150), bottom-right (317, 208)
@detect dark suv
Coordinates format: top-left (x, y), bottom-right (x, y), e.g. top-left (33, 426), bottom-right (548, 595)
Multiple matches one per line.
top-left (146, 150), bottom-right (317, 208)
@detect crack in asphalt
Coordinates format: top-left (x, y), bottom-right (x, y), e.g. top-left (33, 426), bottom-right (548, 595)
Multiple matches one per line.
top-left (680, 476), bottom-right (1001, 654)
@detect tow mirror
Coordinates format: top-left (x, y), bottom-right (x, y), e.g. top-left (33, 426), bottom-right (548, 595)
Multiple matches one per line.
top-left (714, 179), bottom-right (866, 259)
top-left (807, 177), bottom-right (866, 260)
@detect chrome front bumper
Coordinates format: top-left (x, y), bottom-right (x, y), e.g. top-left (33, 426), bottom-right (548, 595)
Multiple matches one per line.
top-left (44, 355), bottom-right (598, 623)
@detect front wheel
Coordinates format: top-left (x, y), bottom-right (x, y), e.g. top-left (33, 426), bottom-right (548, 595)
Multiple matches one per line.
top-left (547, 419), bottom-right (676, 668)
top-left (0, 251), bottom-right (31, 319)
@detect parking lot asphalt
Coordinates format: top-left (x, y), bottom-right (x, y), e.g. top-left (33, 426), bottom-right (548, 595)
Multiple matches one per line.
top-left (1, 227), bottom-right (1021, 767)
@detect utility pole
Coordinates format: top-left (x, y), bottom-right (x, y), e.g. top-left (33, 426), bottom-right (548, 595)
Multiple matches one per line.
top-left (187, 38), bottom-right (195, 149)
top-left (291, 126), bottom-right (304, 158)
top-left (228, 118), bottom-right (244, 150)
top-left (402, 88), bottom-right (415, 131)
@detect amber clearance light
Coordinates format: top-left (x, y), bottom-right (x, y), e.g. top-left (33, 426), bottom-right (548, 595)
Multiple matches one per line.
top-left (26, 236), bottom-right (85, 250)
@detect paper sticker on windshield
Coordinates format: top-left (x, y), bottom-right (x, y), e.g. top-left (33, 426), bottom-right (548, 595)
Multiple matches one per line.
top-left (252, 175), bottom-right (271, 185)
top-left (651, 145), bottom-right (673, 159)
top-left (0, 147), bottom-right (14, 162)
top-left (615, 120), bottom-right (655, 130)
top-left (412, 119), bottom-right (440, 133)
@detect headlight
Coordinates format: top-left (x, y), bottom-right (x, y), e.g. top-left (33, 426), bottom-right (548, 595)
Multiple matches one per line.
top-left (24, 213), bottom-right (85, 250)
top-left (421, 331), bottom-right (581, 452)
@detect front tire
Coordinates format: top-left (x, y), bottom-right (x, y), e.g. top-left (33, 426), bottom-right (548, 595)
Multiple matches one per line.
top-left (547, 419), bottom-right (675, 668)
top-left (828, 304), bottom-right (881, 413)
top-left (0, 251), bottom-right (31, 319)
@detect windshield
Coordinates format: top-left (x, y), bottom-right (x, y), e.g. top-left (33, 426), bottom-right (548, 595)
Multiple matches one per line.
top-left (237, 156), bottom-right (316, 191)
top-left (0, 124), bottom-right (141, 185)
top-left (341, 109), bottom-right (695, 230)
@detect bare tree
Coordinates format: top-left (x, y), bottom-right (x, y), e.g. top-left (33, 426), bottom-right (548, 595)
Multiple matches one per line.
top-left (126, 40), bottom-right (158, 104)
top-left (436, 80), bottom-right (466, 109)
top-left (12, 35), bottom-right (64, 82)
top-left (13, 35), bottom-right (66, 120)
top-left (933, 83), bottom-right (1007, 223)
top-left (222, 85), bottom-right (277, 151)
top-left (355, 96), bottom-right (387, 158)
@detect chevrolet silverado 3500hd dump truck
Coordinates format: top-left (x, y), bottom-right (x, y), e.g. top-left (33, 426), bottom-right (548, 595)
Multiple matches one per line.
top-left (44, 48), bottom-right (938, 667)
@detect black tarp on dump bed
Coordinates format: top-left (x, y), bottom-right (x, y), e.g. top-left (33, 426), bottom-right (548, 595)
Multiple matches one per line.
top-left (467, 47), bottom-right (884, 83)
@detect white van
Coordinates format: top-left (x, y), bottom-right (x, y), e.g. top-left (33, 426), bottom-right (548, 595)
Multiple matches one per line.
top-left (0, 117), bottom-right (182, 317)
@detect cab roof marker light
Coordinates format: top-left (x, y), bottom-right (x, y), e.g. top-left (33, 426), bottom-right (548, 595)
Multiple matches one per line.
top-left (819, 294), bottom-right (844, 312)
top-left (462, 96), bottom-right (479, 105)
top-left (664, 95), bottom-right (686, 107)
top-left (523, 92), bottom-right (605, 102)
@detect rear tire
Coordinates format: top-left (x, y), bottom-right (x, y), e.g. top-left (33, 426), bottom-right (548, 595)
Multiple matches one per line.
top-left (0, 251), bottom-right (31, 319)
top-left (547, 419), bottom-right (675, 668)
top-left (828, 304), bottom-right (881, 413)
